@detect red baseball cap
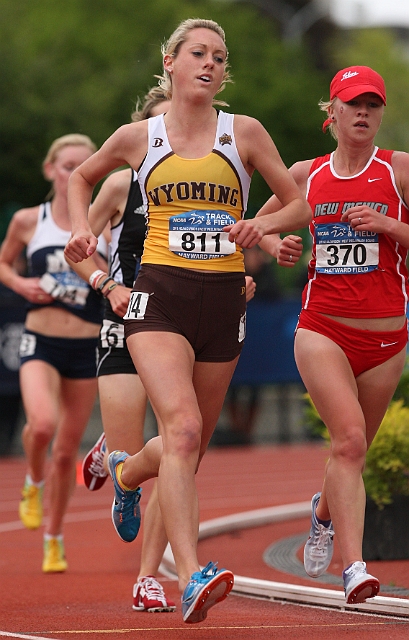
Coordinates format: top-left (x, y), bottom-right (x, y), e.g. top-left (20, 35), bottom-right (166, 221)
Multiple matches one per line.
top-left (330, 66), bottom-right (386, 105)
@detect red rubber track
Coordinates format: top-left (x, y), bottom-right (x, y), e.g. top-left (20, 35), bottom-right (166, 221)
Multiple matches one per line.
top-left (1, 443), bottom-right (408, 639)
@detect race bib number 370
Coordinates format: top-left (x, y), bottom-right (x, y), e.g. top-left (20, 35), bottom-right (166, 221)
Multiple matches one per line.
top-left (315, 222), bottom-right (379, 274)
top-left (169, 210), bottom-right (236, 260)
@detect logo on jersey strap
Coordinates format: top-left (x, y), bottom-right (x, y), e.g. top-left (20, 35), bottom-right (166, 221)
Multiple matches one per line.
top-left (219, 133), bottom-right (232, 146)
top-left (153, 138), bottom-right (164, 147)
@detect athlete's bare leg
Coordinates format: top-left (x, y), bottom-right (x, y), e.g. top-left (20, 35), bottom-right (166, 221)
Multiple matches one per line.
top-left (124, 331), bottom-right (238, 592)
top-left (99, 373), bottom-right (169, 577)
top-left (47, 376), bottom-right (97, 535)
top-left (295, 328), bottom-right (405, 569)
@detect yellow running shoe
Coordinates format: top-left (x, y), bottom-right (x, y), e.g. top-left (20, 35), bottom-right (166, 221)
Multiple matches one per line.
top-left (19, 480), bottom-right (43, 530)
top-left (42, 537), bottom-right (68, 573)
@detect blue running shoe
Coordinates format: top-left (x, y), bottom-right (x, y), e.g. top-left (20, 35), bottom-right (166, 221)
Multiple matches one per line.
top-left (182, 561), bottom-right (234, 624)
top-left (108, 451), bottom-right (142, 543)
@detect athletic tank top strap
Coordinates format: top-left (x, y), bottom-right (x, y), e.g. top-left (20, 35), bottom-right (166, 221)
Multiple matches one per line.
top-left (109, 169), bottom-right (146, 291)
top-left (374, 149), bottom-right (393, 163)
top-left (309, 154), bottom-right (331, 175)
top-left (26, 201), bottom-right (69, 260)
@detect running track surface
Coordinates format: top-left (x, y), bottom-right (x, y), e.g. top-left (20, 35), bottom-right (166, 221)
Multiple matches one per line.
top-left (1, 443), bottom-right (409, 639)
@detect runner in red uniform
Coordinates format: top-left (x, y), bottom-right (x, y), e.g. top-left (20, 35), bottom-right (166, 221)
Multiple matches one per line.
top-left (255, 66), bottom-right (409, 604)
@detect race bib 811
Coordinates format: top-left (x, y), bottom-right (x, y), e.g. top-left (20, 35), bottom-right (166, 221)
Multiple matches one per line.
top-left (169, 210), bottom-right (236, 260)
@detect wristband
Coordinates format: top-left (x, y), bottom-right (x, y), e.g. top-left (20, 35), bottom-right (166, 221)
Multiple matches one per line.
top-left (89, 269), bottom-right (106, 290)
top-left (104, 281), bottom-right (118, 298)
top-left (97, 276), bottom-right (114, 292)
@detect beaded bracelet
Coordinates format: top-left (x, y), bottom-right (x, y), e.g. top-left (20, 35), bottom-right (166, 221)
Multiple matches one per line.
top-left (89, 269), bottom-right (106, 290)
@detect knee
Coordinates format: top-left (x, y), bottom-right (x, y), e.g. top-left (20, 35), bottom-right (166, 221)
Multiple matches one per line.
top-left (50, 446), bottom-right (76, 474)
top-left (26, 418), bottom-right (55, 448)
top-left (332, 428), bottom-right (367, 467)
top-left (167, 416), bottom-right (202, 458)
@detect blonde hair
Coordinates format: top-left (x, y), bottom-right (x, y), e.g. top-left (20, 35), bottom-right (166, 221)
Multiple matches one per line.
top-left (157, 18), bottom-right (232, 107)
top-left (131, 85), bottom-right (168, 122)
top-left (42, 134), bottom-right (97, 176)
top-left (42, 133), bottom-right (97, 198)
top-left (319, 97), bottom-right (338, 140)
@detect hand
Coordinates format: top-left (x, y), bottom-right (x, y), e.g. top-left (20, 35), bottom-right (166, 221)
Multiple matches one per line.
top-left (276, 235), bottom-right (303, 267)
top-left (341, 205), bottom-right (385, 232)
top-left (244, 275), bottom-right (256, 302)
top-left (64, 231), bottom-right (98, 263)
top-left (19, 277), bottom-right (54, 304)
top-left (106, 285), bottom-right (133, 318)
top-left (223, 218), bottom-right (264, 249)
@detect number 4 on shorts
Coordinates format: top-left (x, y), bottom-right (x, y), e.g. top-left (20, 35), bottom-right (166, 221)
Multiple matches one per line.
top-left (123, 291), bottom-right (150, 320)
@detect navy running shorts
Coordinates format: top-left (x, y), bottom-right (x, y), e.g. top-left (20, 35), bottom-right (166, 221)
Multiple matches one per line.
top-left (19, 330), bottom-right (98, 379)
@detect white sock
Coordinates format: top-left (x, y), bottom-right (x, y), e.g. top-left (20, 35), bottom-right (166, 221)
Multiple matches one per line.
top-left (44, 533), bottom-right (63, 542)
top-left (26, 474), bottom-right (45, 488)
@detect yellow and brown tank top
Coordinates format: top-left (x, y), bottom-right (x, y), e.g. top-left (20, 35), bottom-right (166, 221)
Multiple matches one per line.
top-left (137, 111), bottom-right (251, 272)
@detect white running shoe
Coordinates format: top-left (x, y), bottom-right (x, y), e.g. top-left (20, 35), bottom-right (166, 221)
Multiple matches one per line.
top-left (304, 492), bottom-right (334, 578)
top-left (343, 561), bottom-right (380, 604)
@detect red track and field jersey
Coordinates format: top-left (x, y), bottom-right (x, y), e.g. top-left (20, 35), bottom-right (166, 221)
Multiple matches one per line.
top-left (303, 147), bottom-right (409, 318)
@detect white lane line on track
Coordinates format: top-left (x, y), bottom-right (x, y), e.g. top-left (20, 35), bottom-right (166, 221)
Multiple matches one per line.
top-left (0, 632), bottom-right (60, 639)
top-left (0, 510), bottom-right (110, 533)
top-left (1, 622), bottom-right (406, 636)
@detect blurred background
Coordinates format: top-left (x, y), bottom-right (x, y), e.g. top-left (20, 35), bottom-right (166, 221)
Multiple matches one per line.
top-left (1, 0), bottom-right (409, 454)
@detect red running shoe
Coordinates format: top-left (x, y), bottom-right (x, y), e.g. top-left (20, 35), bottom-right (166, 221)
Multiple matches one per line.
top-left (133, 576), bottom-right (176, 612)
top-left (82, 433), bottom-right (108, 491)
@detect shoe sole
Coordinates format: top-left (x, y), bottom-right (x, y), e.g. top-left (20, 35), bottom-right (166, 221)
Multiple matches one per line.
top-left (42, 564), bottom-right (68, 573)
top-left (346, 578), bottom-right (380, 604)
top-left (183, 571), bottom-right (234, 624)
top-left (132, 604), bottom-right (176, 612)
